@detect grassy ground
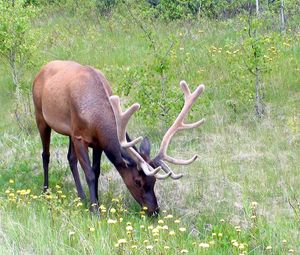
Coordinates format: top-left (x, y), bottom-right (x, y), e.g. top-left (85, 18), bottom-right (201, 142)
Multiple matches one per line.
top-left (0, 4), bottom-right (300, 255)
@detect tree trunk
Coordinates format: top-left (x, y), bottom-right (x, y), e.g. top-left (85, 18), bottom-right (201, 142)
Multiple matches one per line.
top-left (280, 0), bottom-right (285, 33)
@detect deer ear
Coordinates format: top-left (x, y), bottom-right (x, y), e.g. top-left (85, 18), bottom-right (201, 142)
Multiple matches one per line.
top-left (139, 137), bottom-right (151, 161)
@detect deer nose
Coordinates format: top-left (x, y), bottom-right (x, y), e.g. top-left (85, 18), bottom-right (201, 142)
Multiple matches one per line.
top-left (147, 207), bottom-right (160, 217)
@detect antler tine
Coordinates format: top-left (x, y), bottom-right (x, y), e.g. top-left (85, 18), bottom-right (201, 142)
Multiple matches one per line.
top-left (158, 160), bottom-right (183, 180)
top-left (109, 95), bottom-right (163, 177)
top-left (155, 80), bottom-right (205, 175)
top-left (109, 96), bottom-right (143, 148)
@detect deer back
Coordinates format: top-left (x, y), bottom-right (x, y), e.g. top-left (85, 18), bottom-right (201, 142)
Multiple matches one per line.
top-left (32, 60), bottom-right (118, 149)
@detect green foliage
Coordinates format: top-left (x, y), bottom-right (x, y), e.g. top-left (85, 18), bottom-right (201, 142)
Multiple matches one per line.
top-left (0, 0), bottom-right (37, 86)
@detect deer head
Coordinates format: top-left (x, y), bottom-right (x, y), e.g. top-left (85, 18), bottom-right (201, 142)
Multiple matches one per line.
top-left (109, 81), bottom-right (205, 216)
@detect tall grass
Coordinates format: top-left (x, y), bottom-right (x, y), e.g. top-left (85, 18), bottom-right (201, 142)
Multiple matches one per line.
top-left (0, 4), bottom-right (299, 254)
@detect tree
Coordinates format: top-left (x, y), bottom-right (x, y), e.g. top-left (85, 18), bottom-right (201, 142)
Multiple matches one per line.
top-left (0, 0), bottom-right (37, 133)
top-left (0, 0), bottom-right (36, 89)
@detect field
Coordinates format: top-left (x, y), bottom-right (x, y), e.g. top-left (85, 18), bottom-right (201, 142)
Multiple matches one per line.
top-left (0, 2), bottom-right (300, 254)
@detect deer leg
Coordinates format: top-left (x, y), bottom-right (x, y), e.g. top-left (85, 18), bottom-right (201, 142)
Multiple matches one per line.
top-left (72, 136), bottom-right (98, 212)
top-left (67, 137), bottom-right (86, 201)
top-left (36, 116), bottom-right (51, 192)
top-left (92, 149), bottom-right (102, 201)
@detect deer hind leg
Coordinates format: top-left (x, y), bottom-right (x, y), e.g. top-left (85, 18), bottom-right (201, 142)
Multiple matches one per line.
top-left (36, 115), bottom-right (51, 192)
top-left (92, 149), bottom-right (102, 201)
top-left (67, 137), bottom-right (86, 201)
top-left (72, 136), bottom-right (98, 213)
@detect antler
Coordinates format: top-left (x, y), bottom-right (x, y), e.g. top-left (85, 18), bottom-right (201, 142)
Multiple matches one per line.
top-left (154, 80), bottom-right (205, 179)
top-left (109, 96), bottom-right (170, 179)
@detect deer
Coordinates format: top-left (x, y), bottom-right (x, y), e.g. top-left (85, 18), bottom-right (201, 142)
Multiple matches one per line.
top-left (32, 60), bottom-right (205, 216)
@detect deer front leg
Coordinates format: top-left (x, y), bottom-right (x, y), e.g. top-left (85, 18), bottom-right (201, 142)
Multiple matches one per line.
top-left (72, 136), bottom-right (98, 213)
top-left (92, 149), bottom-right (102, 201)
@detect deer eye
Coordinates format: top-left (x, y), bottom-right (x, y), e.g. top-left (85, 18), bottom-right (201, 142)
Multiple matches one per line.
top-left (134, 180), bottom-right (142, 188)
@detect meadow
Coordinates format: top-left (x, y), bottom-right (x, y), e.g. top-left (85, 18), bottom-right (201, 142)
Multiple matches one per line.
top-left (0, 2), bottom-right (300, 254)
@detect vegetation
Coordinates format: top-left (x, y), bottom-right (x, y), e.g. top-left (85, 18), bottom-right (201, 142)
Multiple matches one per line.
top-left (0, 0), bottom-right (299, 254)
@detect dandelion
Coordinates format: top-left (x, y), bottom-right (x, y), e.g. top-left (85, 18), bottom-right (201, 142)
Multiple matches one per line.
top-left (266, 246), bottom-right (272, 251)
top-left (212, 233), bottom-right (216, 238)
top-left (118, 239), bottom-right (127, 244)
top-left (110, 208), bottom-right (116, 214)
top-left (45, 195), bottom-right (52, 200)
top-left (251, 202), bottom-right (258, 208)
top-left (158, 220), bottom-right (164, 224)
top-left (126, 226), bottom-right (133, 231)
top-left (239, 243), bottom-right (245, 250)
top-left (55, 185), bottom-right (61, 189)
top-left (220, 219), bottom-right (225, 223)
top-left (119, 217), bottom-right (123, 223)
top-left (282, 240), bottom-right (287, 245)
top-left (5, 189), bottom-right (10, 194)
top-left (69, 231), bottom-right (75, 237)
top-left (57, 190), bottom-right (63, 194)
top-left (107, 219), bottom-right (117, 224)
top-left (180, 249), bottom-right (188, 253)
top-left (164, 246), bottom-right (170, 250)
top-left (218, 233), bottom-right (223, 237)
top-left (162, 225), bottom-right (168, 230)
top-left (61, 195), bottom-right (66, 199)
top-left (165, 214), bottom-right (173, 219)
top-left (131, 245), bottom-right (137, 249)
top-left (146, 245), bottom-right (153, 250)
top-left (143, 240), bottom-right (149, 244)
top-left (140, 225), bottom-right (145, 229)
top-left (288, 249), bottom-right (295, 253)
top-left (179, 227), bottom-right (186, 232)
top-left (169, 230), bottom-right (175, 236)
top-left (174, 219), bottom-right (181, 224)
top-left (9, 179), bottom-right (14, 184)
top-left (76, 202), bottom-right (83, 207)
top-left (231, 240), bottom-right (239, 247)
top-left (199, 243), bottom-right (210, 248)
top-left (235, 226), bottom-right (241, 232)
top-left (89, 227), bottom-right (95, 232)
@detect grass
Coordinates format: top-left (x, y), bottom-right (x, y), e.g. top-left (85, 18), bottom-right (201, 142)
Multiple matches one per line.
top-left (0, 3), bottom-right (300, 254)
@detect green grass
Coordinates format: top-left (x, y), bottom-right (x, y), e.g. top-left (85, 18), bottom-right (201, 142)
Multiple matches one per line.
top-left (0, 4), bottom-right (300, 255)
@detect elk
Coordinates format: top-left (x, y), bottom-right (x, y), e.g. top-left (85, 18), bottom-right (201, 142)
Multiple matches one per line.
top-left (32, 60), bottom-right (205, 216)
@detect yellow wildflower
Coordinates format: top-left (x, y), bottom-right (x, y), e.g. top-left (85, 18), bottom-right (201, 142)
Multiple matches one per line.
top-left (199, 243), bottom-right (210, 248)
top-left (117, 239), bottom-right (126, 244)
top-left (126, 226), bottom-right (133, 231)
top-left (107, 219), bottom-right (117, 224)
top-left (146, 245), bottom-right (153, 250)
top-left (169, 230), bottom-right (175, 236)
